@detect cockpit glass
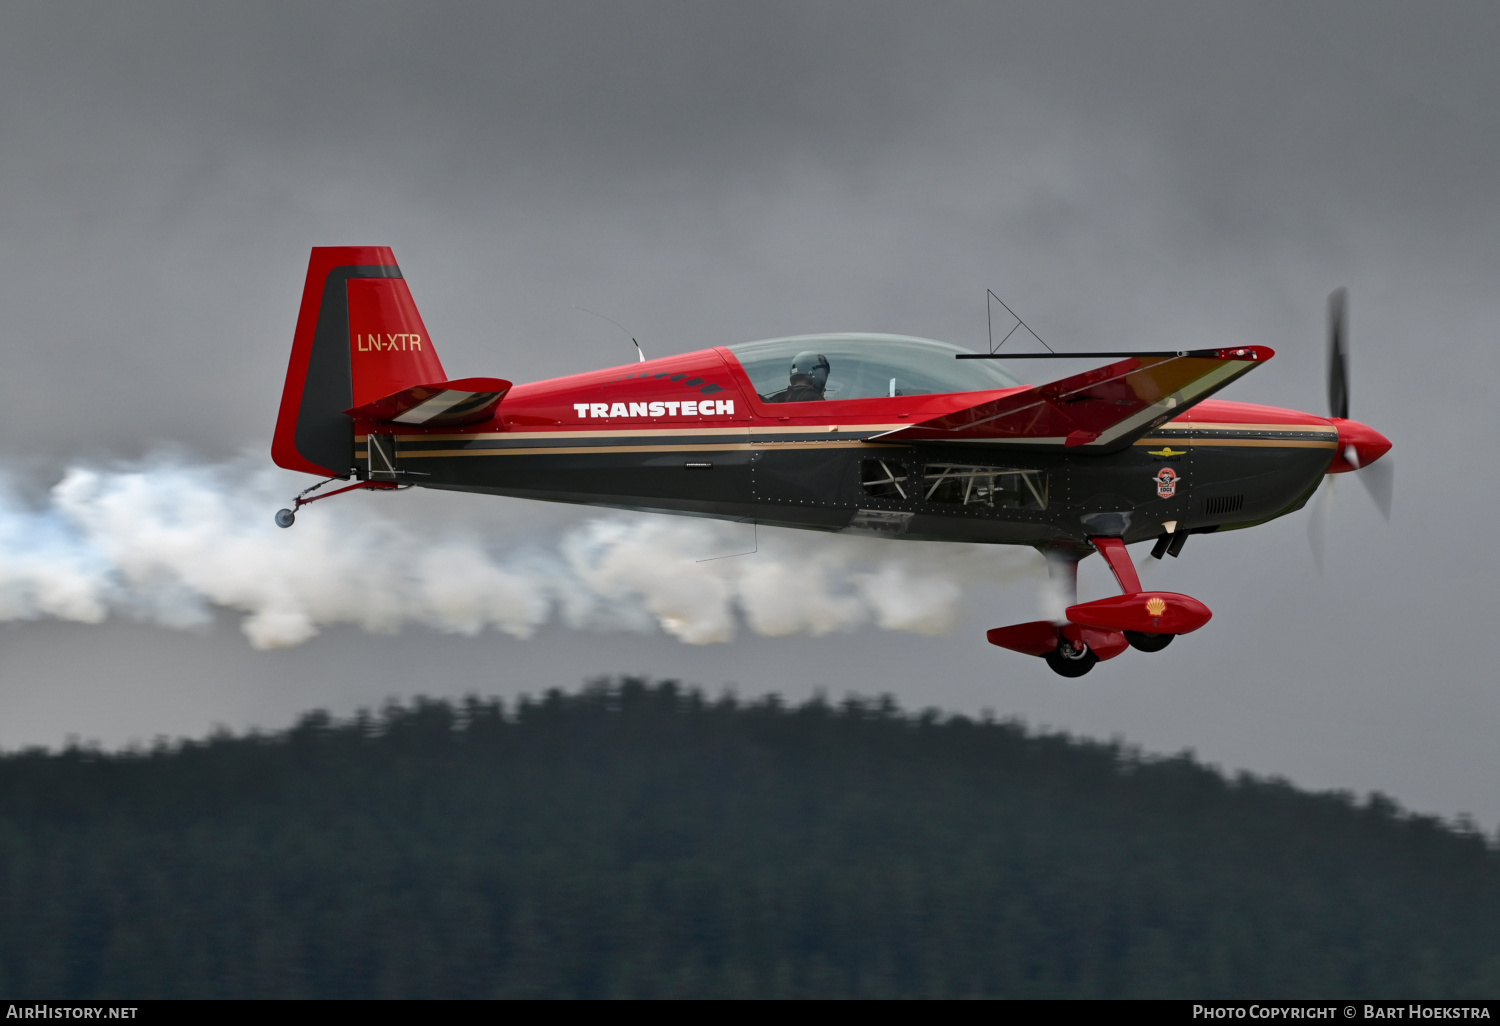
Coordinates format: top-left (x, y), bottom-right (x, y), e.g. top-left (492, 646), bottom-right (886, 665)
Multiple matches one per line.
top-left (724, 333), bottom-right (1020, 403)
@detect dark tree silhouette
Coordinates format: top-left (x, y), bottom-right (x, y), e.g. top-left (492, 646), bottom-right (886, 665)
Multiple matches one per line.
top-left (0, 679), bottom-right (1495, 998)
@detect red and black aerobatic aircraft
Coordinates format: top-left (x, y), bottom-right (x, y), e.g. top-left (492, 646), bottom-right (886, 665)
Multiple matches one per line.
top-left (272, 247), bottom-right (1392, 675)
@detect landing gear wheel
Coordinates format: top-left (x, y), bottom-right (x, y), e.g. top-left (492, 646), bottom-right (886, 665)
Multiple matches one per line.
top-left (1124, 630), bottom-right (1173, 653)
top-left (1044, 640), bottom-right (1098, 677)
top-left (274, 508), bottom-right (296, 529)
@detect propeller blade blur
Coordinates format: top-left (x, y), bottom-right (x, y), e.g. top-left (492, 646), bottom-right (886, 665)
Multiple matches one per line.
top-left (1358, 456), bottom-right (1394, 520)
top-left (1307, 476), bottom-right (1335, 572)
top-left (1328, 287), bottom-right (1349, 420)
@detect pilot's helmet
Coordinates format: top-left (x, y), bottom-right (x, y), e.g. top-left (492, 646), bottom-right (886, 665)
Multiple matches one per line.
top-left (789, 351), bottom-right (830, 388)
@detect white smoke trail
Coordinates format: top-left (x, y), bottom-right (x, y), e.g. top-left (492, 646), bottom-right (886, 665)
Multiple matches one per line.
top-left (0, 458), bottom-right (1041, 649)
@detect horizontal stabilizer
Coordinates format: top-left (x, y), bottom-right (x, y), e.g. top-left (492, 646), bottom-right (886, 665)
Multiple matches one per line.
top-left (871, 347), bottom-right (1273, 452)
top-left (346, 377), bottom-right (512, 427)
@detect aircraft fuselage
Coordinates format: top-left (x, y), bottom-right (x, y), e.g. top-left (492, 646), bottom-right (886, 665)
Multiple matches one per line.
top-left (356, 346), bottom-right (1337, 551)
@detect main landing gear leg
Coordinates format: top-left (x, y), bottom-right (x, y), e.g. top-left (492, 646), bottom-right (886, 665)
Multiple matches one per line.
top-left (1091, 536), bottom-right (1173, 653)
top-left (987, 538), bottom-right (1210, 673)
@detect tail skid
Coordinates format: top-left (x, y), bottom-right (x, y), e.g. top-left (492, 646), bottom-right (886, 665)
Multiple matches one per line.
top-left (273, 477), bottom-right (403, 530)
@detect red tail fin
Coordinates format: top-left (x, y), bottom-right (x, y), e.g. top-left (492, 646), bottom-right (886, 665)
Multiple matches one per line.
top-left (272, 247), bottom-right (447, 477)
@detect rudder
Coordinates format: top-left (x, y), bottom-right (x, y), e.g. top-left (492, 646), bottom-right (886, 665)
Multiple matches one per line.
top-left (272, 247), bottom-right (447, 477)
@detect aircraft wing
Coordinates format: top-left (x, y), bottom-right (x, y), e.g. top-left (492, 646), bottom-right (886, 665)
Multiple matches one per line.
top-left (868, 347), bottom-right (1273, 452)
top-left (346, 377), bottom-right (512, 427)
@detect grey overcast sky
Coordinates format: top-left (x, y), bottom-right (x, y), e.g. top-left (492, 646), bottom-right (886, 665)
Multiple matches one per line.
top-left (0, 2), bottom-right (1497, 823)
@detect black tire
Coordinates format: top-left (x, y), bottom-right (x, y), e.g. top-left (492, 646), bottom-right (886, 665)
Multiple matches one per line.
top-left (1044, 642), bottom-right (1098, 677)
top-left (1125, 630), bottom-right (1173, 653)
top-left (275, 508), bottom-right (296, 529)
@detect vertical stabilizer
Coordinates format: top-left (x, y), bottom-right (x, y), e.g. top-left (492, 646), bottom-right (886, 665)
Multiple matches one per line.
top-left (272, 247), bottom-right (447, 477)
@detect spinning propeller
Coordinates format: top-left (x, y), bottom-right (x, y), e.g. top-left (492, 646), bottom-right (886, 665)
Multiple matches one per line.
top-left (1309, 288), bottom-right (1394, 566)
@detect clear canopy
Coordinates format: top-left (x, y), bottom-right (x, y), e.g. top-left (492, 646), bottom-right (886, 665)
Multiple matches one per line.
top-left (725, 333), bottom-right (1020, 403)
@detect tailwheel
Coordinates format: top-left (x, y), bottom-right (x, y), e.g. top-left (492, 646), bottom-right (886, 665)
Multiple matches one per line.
top-left (1124, 630), bottom-right (1173, 653)
top-left (1044, 637), bottom-right (1098, 677)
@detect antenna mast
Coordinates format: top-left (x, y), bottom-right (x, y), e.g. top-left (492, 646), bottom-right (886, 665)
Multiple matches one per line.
top-left (574, 305), bottom-right (647, 362)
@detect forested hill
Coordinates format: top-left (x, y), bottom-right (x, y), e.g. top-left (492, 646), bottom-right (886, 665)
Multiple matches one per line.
top-left (1, 680), bottom-right (1496, 999)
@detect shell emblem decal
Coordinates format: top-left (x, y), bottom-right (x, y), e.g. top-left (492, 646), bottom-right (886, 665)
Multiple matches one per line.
top-left (1145, 597), bottom-right (1167, 618)
top-left (1153, 467), bottom-right (1179, 498)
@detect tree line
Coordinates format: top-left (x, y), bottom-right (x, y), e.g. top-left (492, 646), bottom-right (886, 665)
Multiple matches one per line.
top-left (0, 678), bottom-right (1495, 998)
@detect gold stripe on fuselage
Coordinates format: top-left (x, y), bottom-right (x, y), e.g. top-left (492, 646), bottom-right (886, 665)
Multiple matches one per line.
top-left (396, 440), bottom-right (882, 459)
top-left (1168, 422), bottom-right (1337, 434)
top-left (1181, 439), bottom-right (1337, 449)
top-left (356, 421), bottom-right (1338, 458)
top-left (360, 424), bottom-right (909, 444)
top-left (1138, 421), bottom-right (1338, 449)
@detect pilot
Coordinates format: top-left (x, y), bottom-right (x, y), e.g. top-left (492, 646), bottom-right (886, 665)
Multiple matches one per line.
top-left (780, 351), bottom-right (830, 402)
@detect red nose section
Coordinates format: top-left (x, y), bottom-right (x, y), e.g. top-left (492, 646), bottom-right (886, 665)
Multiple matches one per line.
top-left (1327, 419), bottom-right (1393, 473)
